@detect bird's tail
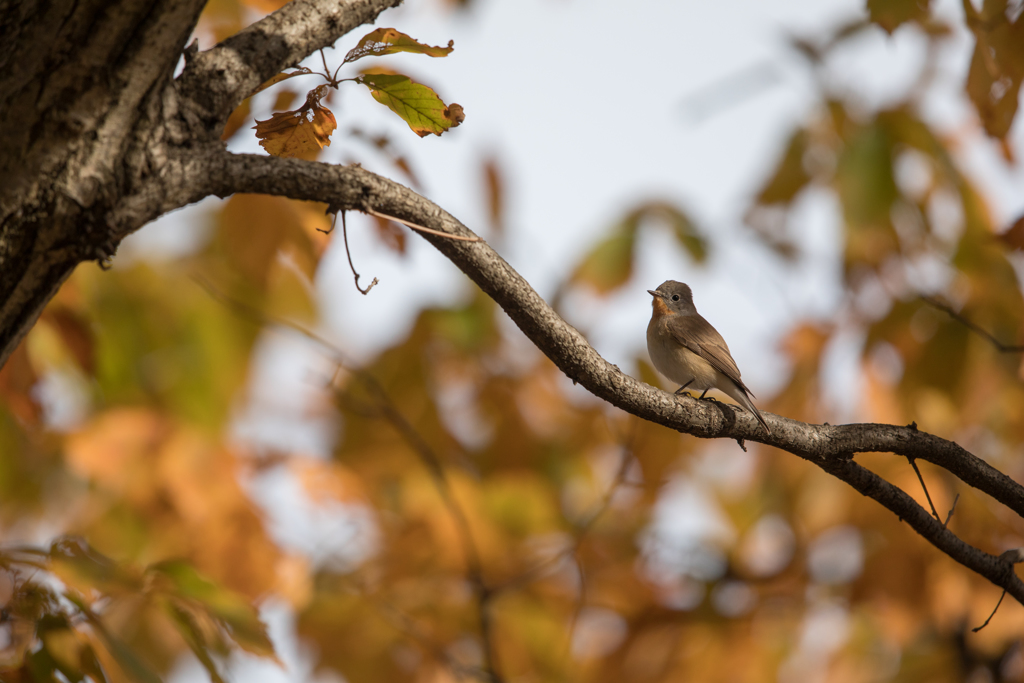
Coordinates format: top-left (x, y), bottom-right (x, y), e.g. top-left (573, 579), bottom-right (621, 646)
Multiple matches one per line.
top-left (723, 381), bottom-right (771, 435)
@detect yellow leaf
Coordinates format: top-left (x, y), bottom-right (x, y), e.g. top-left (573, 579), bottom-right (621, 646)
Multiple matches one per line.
top-left (344, 28), bottom-right (454, 63)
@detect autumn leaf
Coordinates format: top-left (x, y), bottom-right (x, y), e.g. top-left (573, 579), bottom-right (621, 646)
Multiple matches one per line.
top-left (348, 127), bottom-right (422, 188)
top-left (357, 72), bottom-right (464, 137)
top-left (1000, 214), bottom-right (1024, 251)
top-left (151, 560), bottom-right (278, 660)
top-left (222, 98), bottom-right (251, 141)
top-left (866, 0), bottom-right (931, 34)
top-left (570, 202), bottom-right (705, 294)
top-left (254, 85), bottom-right (337, 158)
top-left (571, 227), bottom-right (636, 294)
top-left (963, 1), bottom-right (1024, 140)
top-left (344, 28), bottom-right (454, 64)
top-left (371, 213), bottom-right (407, 253)
top-left (755, 128), bottom-right (813, 206)
top-left (49, 538), bottom-right (142, 596)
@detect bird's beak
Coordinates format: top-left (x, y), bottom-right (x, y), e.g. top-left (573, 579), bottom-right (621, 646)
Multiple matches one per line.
top-left (647, 289), bottom-right (661, 298)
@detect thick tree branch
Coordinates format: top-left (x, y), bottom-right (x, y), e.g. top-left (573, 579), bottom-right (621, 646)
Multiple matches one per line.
top-left (192, 149), bottom-right (1024, 603)
top-left (0, 0), bottom-right (207, 369)
top-left (0, 0), bottom-right (403, 369)
top-left (176, 0), bottom-right (403, 126)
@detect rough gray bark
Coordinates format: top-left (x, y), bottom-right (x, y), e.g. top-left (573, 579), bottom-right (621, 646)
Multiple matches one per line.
top-left (2, 0), bottom-right (1023, 610)
top-left (0, 0), bottom-right (402, 364)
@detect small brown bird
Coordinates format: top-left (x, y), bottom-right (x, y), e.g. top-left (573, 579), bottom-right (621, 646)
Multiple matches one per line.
top-left (647, 280), bottom-right (770, 435)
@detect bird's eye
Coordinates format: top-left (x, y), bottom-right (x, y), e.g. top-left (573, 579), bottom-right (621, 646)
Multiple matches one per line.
top-left (671, 294), bottom-right (680, 301)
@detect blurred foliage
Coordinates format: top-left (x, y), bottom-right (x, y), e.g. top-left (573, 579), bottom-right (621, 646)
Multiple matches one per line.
top-left (3, 1), bottom-right (1024, 682)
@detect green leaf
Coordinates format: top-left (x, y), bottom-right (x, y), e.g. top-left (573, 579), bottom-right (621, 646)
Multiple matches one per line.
top-left (165, 601), bottom-right (227, 683)
top-left (28, 646), bottom-right (62, 683)
top-left (68, 598), bottom-right (164, 683)
top-left (571, 227), bottom-right (636, 294)
top-left (344, 28), bottom-right (454, 64)
top-left (357, 72), bottom-right (464, 137)
top-left (49, 538), bottom-right (141, 594)
top-left (150, 560), bottom-right (278, 660)
top-left (661, 204), bottom-right (707, 263)
top-left (756, 128), bottom-right (812, 206)
top-left (835, 122), bottom-right (899, 269)
top-left (570, 202), bottom-right (706, 295)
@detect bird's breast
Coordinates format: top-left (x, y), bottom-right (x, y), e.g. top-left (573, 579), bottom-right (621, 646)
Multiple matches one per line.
top-left (646, 317), bottom-right (716, 389)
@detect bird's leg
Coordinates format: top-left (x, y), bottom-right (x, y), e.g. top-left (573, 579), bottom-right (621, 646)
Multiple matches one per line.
top-left (698, 389), bottom-right (718, 402)
top-left (674, 379), bottom-right (694, 395)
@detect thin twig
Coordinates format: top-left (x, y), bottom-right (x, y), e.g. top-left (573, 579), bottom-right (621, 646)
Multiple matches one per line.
top-left (318, 48), bottom-right (331, 83)
top-left (333, 211), bottom-right (378, 294)
top-left (921, 295), bottom-right (1024, 353)
top-left (908, 457), bottom-right (942, 524)
top-left (369, 397), bottom-right (501, 680)
top-left (944, 493), bottom-right (960, 529)
top-left (496, 423), bottom-right (638, 595)
top-left (972, 589), bottom-right (1007, 632)
top-left (339, 577), bottom-right (493, 682)
top-left (562, 425), bottom-right (637, 658)
top-left (365, 208), bottom-right (483, 242)
top-left (677, 60), bottom-right (782, 124)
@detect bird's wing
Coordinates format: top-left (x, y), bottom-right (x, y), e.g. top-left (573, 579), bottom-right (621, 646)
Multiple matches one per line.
top-left (669, 315), bottom-right (756, 397)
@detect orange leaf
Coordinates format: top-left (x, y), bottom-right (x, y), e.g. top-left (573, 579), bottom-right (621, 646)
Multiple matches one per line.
top-left (45, 307), bottom-right (95, 375)
top-left (1000, 214), bottom-right (1024, 251)
top-left (254, 85), bottom-right (337, 158)
top-left (222, 99), bottom-right (251, 141)
top-left (371, 214), bottom-right (406, 254)
top-left (0, 341), bottom-right (40, 425)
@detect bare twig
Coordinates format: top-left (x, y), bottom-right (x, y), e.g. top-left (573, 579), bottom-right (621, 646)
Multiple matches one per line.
top-left (677, 60), bottom-right (782, 124)
top-left (921, 295), bottom-right (1024, 353)
top-left (972, 589), bottom-right (1006, 632)
top-left (319, 48), bottom-right (331, 82)
top-left (908, 457), bottom-right (942, 524)
top-left (562, 431), bottom-right (637, 659)
top-left (337, 577), bottom-right (493, 681)
top-left (337, 211), bottom-right (378, 294)
top-left (496, 424), bottom-right (638, 596)
top-left (365, 208), bottom-right (483, 242)
top-left (944, 493), bottom-right (960, 529)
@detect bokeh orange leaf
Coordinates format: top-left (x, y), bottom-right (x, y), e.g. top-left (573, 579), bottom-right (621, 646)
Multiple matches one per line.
top-left (963, 0), bottom-right (1024, 141)
top-left (866, 0), bottom-right (931, 34)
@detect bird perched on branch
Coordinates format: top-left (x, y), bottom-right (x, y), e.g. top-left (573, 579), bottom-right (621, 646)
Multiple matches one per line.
top-left (647, 280), bottom-right (770, 435)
